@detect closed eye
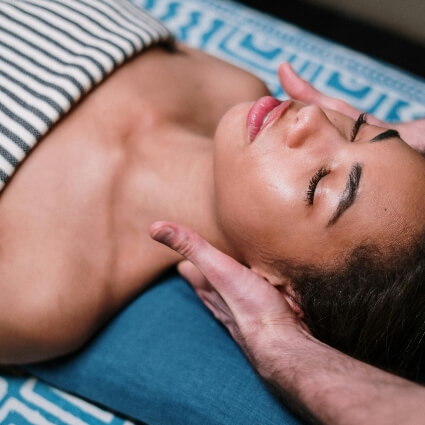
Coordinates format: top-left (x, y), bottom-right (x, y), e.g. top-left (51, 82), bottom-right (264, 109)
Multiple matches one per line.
top-left (351, 112), bottom-right (401, 143)
top-left (305, 167), bottom-right (330, 205)
top-left (351, 112), bottom-right (367, 141)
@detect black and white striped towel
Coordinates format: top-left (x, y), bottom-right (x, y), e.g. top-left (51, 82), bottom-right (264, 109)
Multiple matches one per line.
top-left (0, 0), bottom-right (173, 192)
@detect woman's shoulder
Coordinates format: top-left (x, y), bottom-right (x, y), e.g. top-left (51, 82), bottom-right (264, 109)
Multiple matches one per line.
top-left (113, 43), bottom-right (271, 137)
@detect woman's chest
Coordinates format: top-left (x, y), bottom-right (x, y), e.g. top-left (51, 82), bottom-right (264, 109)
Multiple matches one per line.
top-left (0, 44), bottom-right (270, 293)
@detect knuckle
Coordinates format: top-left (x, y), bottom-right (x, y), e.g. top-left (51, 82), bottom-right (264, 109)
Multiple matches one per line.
top-left (172, 232), bottom-right (196, 258)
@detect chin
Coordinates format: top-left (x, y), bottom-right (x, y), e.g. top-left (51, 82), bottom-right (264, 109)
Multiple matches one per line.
top-left (214, 101), bottom-right (253, 151)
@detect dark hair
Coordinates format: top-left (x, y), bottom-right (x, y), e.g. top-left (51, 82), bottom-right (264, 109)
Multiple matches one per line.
top-left (274, 235), bottom-right (425, 382)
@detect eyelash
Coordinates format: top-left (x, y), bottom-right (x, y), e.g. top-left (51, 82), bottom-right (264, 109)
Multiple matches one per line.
top-left (305, 113), bottom-right (366, 206)
top-left (305, 166), bottom-right (330, 205)
top-left (351, 112), bottom-right (367, 141)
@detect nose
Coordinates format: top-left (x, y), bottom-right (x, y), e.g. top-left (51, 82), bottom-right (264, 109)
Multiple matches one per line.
top-left (286, 104), bottom-right (337, 150)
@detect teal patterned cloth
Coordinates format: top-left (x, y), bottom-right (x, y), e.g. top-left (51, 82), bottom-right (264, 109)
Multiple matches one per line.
top-left (0, 373), bottom-right (136, 425)
top-left (3, 0), bottom-right (425, 424)
top-left (139, 0), bottom-right (425, 122)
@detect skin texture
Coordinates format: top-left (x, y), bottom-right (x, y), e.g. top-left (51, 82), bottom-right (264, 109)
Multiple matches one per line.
top-left (213, 98), bottom-right (425, 285)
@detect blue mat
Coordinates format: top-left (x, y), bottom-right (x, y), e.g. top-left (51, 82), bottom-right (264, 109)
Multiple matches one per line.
top-left (2, 0), bottom-right (425, 424)
top-left (29, 275), bottom-right (300, 425)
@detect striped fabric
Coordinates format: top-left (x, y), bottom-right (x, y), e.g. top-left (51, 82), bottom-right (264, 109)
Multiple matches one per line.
top-left (0, 0), bottom-right (173, 193)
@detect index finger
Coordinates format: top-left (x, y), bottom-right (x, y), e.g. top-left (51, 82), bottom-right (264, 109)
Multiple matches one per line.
top-left (278, 63), bottom-right (384, 126)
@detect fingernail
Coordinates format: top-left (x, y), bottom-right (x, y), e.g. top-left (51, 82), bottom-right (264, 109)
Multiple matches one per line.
top-left (151, 227), bottom-right (174, 244)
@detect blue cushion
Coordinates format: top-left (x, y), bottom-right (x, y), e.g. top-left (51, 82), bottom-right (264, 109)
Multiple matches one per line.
top-left (27, 274), bottom-right (302, 425)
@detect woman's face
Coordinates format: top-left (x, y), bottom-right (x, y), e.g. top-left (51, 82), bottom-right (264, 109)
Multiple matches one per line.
top-left (213, 98), bottom-right (425, 281)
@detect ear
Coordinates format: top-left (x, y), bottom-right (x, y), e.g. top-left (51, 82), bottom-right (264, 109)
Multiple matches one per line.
top-left (250, 266), bottom-right (304, 319)
top-left (277, 284), bottom-right (305, 319)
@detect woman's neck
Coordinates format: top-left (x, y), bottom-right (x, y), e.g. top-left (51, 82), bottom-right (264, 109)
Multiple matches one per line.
top-left (129, 122), bottom-right (234, 258)
top-left (101, 43), bottom-right (271, 286)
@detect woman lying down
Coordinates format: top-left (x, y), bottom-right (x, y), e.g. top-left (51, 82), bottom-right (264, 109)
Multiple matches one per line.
top-left (0, 0), bottom-right (424, 381)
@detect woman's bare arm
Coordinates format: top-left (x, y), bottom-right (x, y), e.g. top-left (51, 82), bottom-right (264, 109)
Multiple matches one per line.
top-left (150, 222), bottom-right (425, 425)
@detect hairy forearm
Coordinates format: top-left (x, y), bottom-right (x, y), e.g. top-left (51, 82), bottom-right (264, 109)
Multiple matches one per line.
top-left (257, 330), bottom-right (425, 425)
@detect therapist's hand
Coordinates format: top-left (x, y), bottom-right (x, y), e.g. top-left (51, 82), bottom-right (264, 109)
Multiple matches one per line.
top-left (149, 221), bottom-right (305, 372)
top-left (278, 63), bottom-right (425, 152)
top-left (150, 221), bottom-right (425, 425)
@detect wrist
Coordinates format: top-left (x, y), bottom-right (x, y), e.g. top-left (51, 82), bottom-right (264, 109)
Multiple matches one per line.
top-left (249, 324), bottom-right (312, 381)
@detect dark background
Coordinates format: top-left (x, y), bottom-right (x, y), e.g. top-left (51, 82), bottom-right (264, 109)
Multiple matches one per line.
top-left (237, 0), bottom-right (425, 80)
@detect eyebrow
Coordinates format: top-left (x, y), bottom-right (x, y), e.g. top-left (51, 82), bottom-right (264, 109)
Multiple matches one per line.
top-left (327, 163), bottom-right (363, 227)
top-left (325, 128), bottom-right (398, 227)
top-left (371, 129), bottom-right (400, 142)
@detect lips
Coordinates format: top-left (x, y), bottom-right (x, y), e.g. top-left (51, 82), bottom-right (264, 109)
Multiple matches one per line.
top-left (247, 96), bottom-right (291, 142)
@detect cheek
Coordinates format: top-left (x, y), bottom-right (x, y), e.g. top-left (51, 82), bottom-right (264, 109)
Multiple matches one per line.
top-left (214, 159), bottom-right (261, 251)
top-left (214, 154), bottom-right (303, 261)
top-left (213, 110), bottom-right (323, 261)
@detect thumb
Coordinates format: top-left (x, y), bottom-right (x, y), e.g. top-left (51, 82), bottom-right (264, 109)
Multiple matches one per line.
top-left (149, 221), bottom-right (294, 321)
top-left (149, 221), bottom-right (271, 313)
top-left (149, 221), bottom-right (252, 295)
